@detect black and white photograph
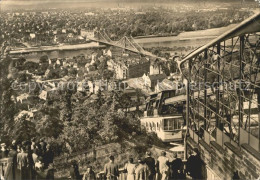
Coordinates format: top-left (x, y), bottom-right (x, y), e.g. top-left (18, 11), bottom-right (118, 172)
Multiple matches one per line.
top-left (0, 0), bottom-right (259, 179)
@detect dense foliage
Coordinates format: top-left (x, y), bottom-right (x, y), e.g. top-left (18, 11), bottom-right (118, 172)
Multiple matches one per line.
top-left (0, 56), bottom-right (163, 156)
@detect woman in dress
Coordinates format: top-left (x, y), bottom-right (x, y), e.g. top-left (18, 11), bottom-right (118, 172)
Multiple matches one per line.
top-left (124, 157), bottom-right (136, 180)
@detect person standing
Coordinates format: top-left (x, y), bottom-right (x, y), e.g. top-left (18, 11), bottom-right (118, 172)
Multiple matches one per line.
top-left (69, 161), bottom-right (81, 180)
top-left (31, 138), bottom-right (36, 151)
top-left (135, 158), bottom-right (148, 180)
top-left (8, 145), bottom-right (18, 180)
top-left (83, 166), bottom-right (96, 180)
top-left (32, 149), bottom-right (38, 165)
top-left (17, 144), bottom-right (22, 153)
top-left (104, 155), bottom-right (119, 180)
top-left (144, 151), bottom-right (155, 180)
top-left (169, 153), bottom-right (184, 180)
top-left (26, 143), bottom-right (34, 180)
top-left (17, 146), bottom-right (30, 180)
top-left (43, 144), bottom-right (54, 169)
top-left (12, 140), bottom-right (17, 150)
top-left (1, 143), bottom-right (9, 158)
top-left (35, 143), bottom-right (43, 158)
top-left (35, 157), bottom-right (45, 180)
top-left (39, 139), bottom-right (47, 155)
top-left (156, 151), bottom-right (169, 180)
top-left (186, 148), bottom-right (203, 180)
top-left (46, 163), bottom-right (55, 180)
top-left (124, 157), bottom-right (136, 180)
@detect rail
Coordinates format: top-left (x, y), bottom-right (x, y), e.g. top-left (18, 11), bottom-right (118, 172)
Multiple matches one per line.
top-left (0, 158), bottom-right (13, 180)
top-left (96, 161), bottom-right (188, 180)
top-left (96, 168), bottom-right (126, 180)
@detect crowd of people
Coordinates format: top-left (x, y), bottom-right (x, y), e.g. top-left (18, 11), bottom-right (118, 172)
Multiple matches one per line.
top-left (0, 138), bottom-right (54, 180)
top-left (69, 148), bottom-right (203, 180)
top-left (1, 141), bottom-right (241, 180)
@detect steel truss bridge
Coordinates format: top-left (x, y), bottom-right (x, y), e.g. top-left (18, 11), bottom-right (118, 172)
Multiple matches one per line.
top-left (177, 12), bottom-right (260, 153)
top-left (87, 31), bottom-right (163, 59)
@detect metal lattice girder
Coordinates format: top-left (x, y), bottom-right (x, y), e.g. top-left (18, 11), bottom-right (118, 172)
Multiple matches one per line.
top-left (115, 36), bottom-right (140, 52)
top-left (102, 31), bottom-right (112, 42)
top-left (129, 36), bottom-right (146, 53)
top-left (179, 12), bottom-right (260, 144)
top-left (95, 31), bottom-right (111, 43)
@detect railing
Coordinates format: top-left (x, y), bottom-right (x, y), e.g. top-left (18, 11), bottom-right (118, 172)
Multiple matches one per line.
top-left (0, 158), bottom-right (12, 180)
top-left (96, 168), bottom-right (126, 180)
top-left (96, 161), bottom-right (188, 180)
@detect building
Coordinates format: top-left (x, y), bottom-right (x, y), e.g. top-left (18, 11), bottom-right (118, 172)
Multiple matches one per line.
top-left (143, 74), bottom-right (167, 91)
top-left (112, 57), bottom-right (151, 80)
top-left (81, 29), bottom-right (95, 39)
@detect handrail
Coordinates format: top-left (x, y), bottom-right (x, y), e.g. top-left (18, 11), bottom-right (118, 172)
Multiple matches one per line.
top-left (96, 160), bottom-right (188, 180)
top-left (0, 158), bottom-right (13, 180)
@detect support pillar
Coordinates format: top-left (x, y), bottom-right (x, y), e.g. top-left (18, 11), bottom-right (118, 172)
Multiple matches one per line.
top-left (184, 59), bottom-right (191, 160)
top-left (239, 35), bottom-right (244, 144)
top-left (204, 50), bottom-right (208, 129)
top-left (216, 43), bottom-right (221, 129)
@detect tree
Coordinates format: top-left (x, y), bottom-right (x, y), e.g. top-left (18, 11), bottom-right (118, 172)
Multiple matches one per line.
top-left (12, 115), bottom-right (37, 143)
top-left (22, 61), bottom-right (39, 73)
top-left (39, 55), bottom-right (49, 64)
top-left (36, 107), bottom-right (63, 139)
top-left (0, 57), bottom-right (18, 143)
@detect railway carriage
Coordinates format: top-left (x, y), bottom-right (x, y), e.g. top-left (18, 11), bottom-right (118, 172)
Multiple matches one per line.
top-left (141, 90), bottom-right (186, 142)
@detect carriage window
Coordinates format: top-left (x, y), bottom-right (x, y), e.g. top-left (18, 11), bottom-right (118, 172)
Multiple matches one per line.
top-left (164, 119), bottom-right (174, 130)
top-left (174, 120), bottom-right (178, 129)
top-left (174, 119), bottom-right (182, 129)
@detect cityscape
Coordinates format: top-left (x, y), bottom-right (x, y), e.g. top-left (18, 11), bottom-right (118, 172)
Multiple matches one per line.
top-left (0, 0), bottom-right (259, 180)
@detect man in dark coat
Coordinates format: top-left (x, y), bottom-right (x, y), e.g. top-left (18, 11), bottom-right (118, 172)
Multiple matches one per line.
top-left (104, 155), bottom-right (119, 180)
top-left (43, 144), bottom-right (54, 169)
top-left (170, 153), bottom-right (184, 180)
top-left (46, 163), bottom-right (55, 180)
top-left (143, 151), bottom-right (156, 180)
top-left (186, 148), bottom-right (203, 180)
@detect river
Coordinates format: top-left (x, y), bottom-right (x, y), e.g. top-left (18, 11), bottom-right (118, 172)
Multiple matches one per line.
top-left (10, 24), bottom-right (238, 61)
top-left (135, 24), bottom-right (237, 49)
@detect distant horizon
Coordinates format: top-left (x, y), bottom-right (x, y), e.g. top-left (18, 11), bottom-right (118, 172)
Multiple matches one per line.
top-left (1, 0), bottom-right (255, 2)
top-left (1, 0), bottom-right (258, 11)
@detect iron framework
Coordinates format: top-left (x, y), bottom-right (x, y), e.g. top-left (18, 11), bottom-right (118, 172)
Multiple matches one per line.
top-left (179, 12), bottom-right (260, 152)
